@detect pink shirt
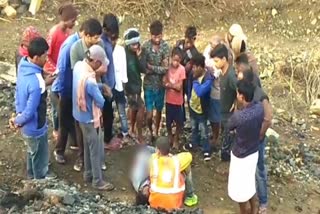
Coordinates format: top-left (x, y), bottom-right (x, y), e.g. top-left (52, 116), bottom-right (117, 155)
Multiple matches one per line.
top-left (44, 25), bottom-right (71, 72)
top-left (165, 64), bottom-right (186, 105)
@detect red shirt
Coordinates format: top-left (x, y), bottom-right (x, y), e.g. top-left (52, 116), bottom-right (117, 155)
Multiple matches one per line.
top-left (44, 25), bottom-right (71, 72)
top-left (165, 64), bottom-right (186, 105)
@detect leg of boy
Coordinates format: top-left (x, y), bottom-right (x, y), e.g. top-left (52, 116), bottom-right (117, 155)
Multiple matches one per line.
top-left (25, 133), bottom-right (49, 179)
top-left (256, 138), bottom-right (268, 208)
top-left (103, 98), bottom-right (114, 144)
top-left (199, 116), bottom-right (210, 154)
top-left (221, 114), bottom-right (233, 161)
top-left (177, 152), bottom-right (194, 197)
top-left (50, 91), bottom-right (59, 138)
top-left (144, 89), bottom-right (155, 136)
top-left (166, 103), bottom-right (174, 146)
top-left (117, 100), bottom-right (129, 136)
top-left (136, 105), bottom-right (145, 144)
top-left (173, 105), bottom-right (184, 149)
top-left (81, 125), bottom-right (92, 181)
top-left (154, 88), bottom-right (165, 137)
top-left (190, 113), bottom-right (200, 148)
top-left (98, 127), bottom-right (105, 168)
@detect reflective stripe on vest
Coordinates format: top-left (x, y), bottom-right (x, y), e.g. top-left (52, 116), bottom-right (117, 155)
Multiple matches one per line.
top-left (150, 155), bottom-right (185, 194)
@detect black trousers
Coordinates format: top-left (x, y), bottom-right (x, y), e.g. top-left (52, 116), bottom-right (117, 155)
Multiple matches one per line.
top-left (102, 98), bottom-right (114, 143)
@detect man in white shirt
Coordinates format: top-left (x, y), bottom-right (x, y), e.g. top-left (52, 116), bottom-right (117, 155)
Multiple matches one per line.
top-left (112, 44), bottom-right (129, 142)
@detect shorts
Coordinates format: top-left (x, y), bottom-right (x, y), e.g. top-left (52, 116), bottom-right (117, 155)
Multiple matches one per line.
top-left (166, 103), bottom-right (184, 129)
top-left (208, 98), bottom-right (221, 123)
top-left (127, 93), bottom-right (144, 110)
top-left (144, 88), bottom-right (165, 112)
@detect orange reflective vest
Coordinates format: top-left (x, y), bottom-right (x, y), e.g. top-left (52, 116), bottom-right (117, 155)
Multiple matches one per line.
top-left (149, 154), bottom-right (185, 211)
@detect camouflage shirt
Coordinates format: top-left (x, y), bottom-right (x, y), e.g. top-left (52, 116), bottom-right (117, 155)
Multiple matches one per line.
top-left (142, 40), bottom-right (170, 89)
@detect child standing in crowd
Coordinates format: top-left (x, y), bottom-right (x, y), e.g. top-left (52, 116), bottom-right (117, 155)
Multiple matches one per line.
top-left (228, 80), bottom-right (264, 214)
top-left (142, 20), bottom-right (170, 141)
top-left (176, 26), bottom-right (200, 122)
top-left (15, 26), bottom-right (41, 73)
top-left (210, 44), bottom-right (237, 162)
top-left (112, 40), bottom-right (129, 142)
top-left (163, 47), bottom-right (186, 150)
top-left (45, 3), bottom-right (78, 141)
top-left (184, 54), bottom-right (213, 161)
top-left (72, 45), bottom-right (113, 191)
top-left (123, 28), bottom-right (146, 144)
top-left (11, 37), bottom-right (56, 179)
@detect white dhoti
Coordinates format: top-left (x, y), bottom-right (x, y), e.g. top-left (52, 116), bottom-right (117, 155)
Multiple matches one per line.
top-left (228, 151), bottom-right (258, 203)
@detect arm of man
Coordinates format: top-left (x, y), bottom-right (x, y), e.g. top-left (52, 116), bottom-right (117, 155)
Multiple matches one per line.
top-left (15, 86), bottom-right (41, 126)
top-left (260, 99), bottom-right (273, 139)
top-left (70, 42), bottom-right (80, 69)
top-left (87, 80), bottom-right (105, 109)
top-left (148, 44), bottom-right (170, 75)
top-left (193, 78), bottom-right (213, 97)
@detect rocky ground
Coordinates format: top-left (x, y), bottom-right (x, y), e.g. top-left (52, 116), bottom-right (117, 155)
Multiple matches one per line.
top-left (1, 0), bottom-right (320, 213)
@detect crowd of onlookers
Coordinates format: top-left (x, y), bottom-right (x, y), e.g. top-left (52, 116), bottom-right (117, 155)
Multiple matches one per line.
top-left (9, 2), bottom-right (272, 214)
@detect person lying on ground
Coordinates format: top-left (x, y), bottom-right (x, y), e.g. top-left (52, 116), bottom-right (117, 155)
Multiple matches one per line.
top-left (130, 137), bottom-right (198, 210)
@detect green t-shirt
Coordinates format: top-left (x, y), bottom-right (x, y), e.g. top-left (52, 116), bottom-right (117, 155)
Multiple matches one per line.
top-left (125, 47), bottom-right (143, 94)
top-left (220, 66), bottom-right (237, 115)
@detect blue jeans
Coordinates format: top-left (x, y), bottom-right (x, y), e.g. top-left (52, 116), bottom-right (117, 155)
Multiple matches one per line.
top-left (116, 101), bottom-right (129, 136)
top-left (50, 91), bottom-right (59, 131)
top-left (190, 110), bottom-right (211, 153)
top-left (23, 132), bottom-right (49, 179)
top-left (256, 138), bottom-right (268, 207)
top-left (221, 113), bottom-right (234, 161)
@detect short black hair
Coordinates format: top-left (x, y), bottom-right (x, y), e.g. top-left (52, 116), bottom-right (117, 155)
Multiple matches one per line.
top-left (135, 192), bottom-right (149, 205)
top-left (171, 47), bottom-right (183, 59)
top-left (242, 68), bottom-right (255, 84)
top-left (82, 18), bottom-right (102, 36)
top-left (235, 53), bottom-right (249, 65)
top-left (149, 20), bottom-right (163, 35)
top-left (237, 80), bottom-right (255, 102)
top-left (102, 13), bottom-right (119, 37)
top-left (210, 44), bottom-right (229, 60)
top-left (240, 40), bottom-right (246, 53)
top-left (28, 37), bottom-right (49, 58)
top-left (185, 26), bottom-right (197, 39)
top-left (192, 53), bottom-right (205, 68)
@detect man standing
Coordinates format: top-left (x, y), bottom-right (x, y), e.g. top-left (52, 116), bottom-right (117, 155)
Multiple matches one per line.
top-left (123, 28), bottom-right (146, 144)
top-left (210, 44), bottom-right (238, 161)
top-left (12, 37), bottom-right (55, 179)
top-left (72, 45), bottom-right (113, 190)
top-left (142, 20), bottom-right (170, 140)
top-left (68, 18), bottom-right (104, 172)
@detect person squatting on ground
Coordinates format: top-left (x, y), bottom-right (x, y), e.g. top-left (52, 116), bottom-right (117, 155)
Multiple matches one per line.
top-left (123, 28), bottom-right (146, 144)
top-left (184, 54), bottom-right (213, 161)
top-left (142, 20), bottom-right (170, 141)
top-left (11, 37), bottom-right (56, 180)
top-left (228, 80), bottom-right (264, 214)
top-left (72, 45), bottom-right (114, 191)
top-left (45, 3), bottom-right (78, 141)
top-left (130, 137), bottom-right (198, 211)
top-left (163, 47), bottom-right (186, 150)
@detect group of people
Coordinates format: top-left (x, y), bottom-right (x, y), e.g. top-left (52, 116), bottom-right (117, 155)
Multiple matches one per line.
top-left (9, 2), bottom-right (273, 214)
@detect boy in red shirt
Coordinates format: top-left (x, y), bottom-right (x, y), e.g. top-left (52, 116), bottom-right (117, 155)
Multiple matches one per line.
top-left (163, 48), bottom-right (186, 149)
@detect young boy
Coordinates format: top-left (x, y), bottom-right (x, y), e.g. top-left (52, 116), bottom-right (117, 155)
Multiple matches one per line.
top-left (163, 47), bottom-right (186, 149)
top-left (72, 45), bottom-right (113, 191)
top-left (142, 20), bottom-right (170, 141)
top-left (123, 28), bottom-right (146, 144)
top-left (11, 37), bottom-right (55, 179)
top-left (210, 44), bottom-right (238, 162)
top-left (184, 54), bottom-right (213, 161)
top-left (176, 26), bottom-right (200, 122)
top-left (228, 80), bottom-right (264, 214)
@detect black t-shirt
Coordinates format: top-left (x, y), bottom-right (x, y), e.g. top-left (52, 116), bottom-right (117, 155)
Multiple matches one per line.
top-left (220, 66), bottom-right (237, 115)
top-left (176, 39), bottom-right (199, 66)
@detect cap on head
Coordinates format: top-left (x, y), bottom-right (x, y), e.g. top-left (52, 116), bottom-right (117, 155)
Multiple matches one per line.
top-left (87, 45), bottom-right (109, 68)
top-left (155, 136), bottom-right (170, 155)
top-left (229, 24), bottom-right (247, 41)
top-left (124, 28), bottom-right (140, 46)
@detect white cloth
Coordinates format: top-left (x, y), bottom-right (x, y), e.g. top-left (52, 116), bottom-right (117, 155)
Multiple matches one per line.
top-left (228, 151), bottom-right (258, 203)
top-left (113, 44), bottom-right (128, 92)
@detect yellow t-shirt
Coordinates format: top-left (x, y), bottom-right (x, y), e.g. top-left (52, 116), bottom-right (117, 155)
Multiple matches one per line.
top-left (190, 75), bottom-right (204, 114)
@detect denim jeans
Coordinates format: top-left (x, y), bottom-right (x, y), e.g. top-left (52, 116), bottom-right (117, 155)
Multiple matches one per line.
top-left (50, 91), bottom-right (59, 131)
top-left (256, 137), bottom-right (268, 207)
top-left (80, 123), bottom-right (105, 186)
top-left (116, 101), bottom-right (129, 136)
top-left (23, 132), bottom-right (49, 179)
top-left (190, 110), bottom-right (211, 153)
top-left (183, 168), bottom-right (195, 198)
